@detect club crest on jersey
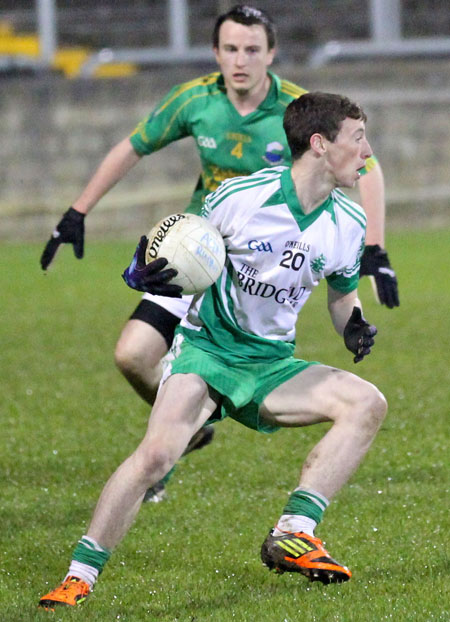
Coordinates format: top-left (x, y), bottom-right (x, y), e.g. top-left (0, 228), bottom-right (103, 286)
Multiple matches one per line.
top-left (262, 141), bottom-right (284, 165)
top-left (310, 254), bottom-right (327, 273)
top-left (248, 239), bottom-right (273, 253)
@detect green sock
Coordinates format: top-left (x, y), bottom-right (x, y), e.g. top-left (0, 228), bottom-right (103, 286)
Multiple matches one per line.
top-left (160, 465), bottom-right (176, 486)
top-left (283, 487), bottom-right (329, 525)
top-left (72, 536), bottom-right (111, 575)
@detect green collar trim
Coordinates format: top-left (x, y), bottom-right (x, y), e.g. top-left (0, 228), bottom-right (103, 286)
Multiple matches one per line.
top-left (216, 71), bottom-right (280, 111)
top-left (280, 168), bottom-right (336, 230)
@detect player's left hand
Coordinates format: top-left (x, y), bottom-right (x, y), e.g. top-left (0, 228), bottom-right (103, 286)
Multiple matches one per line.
top-left (344, 306), bottom-right (377, 363)
top-left (122, 235), bottom-right (183, 298)
top-left (359, 244), bottom-right (399, 308)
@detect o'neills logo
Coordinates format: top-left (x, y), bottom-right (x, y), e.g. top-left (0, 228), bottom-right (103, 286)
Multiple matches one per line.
top-left (147, 213), bottom-right (186, 259)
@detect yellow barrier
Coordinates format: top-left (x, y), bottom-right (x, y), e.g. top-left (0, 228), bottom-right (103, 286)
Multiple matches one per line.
top-left (0, 20), bottom-right (136, 78)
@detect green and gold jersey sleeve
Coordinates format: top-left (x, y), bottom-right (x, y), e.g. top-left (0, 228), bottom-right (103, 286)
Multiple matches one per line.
top-left (129, 73), bottom-right (220, 156)
top-left (359, 154), bottom-right (378, 177)
top-left (278, 78), bottom-right (308, 104)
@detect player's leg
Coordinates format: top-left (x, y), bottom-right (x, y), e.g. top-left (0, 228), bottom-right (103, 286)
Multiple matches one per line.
top-left (259, 364), bottom-right (387, 583)
top-left (261, 364), bottom-right (387, 497)
top-left (87, 374), bottom-right (219, 548)
top-left (114, 298), bottom-right (180, 405)
top-left (115, 296), bottom-right (215, 502)
top-left (39, 373), bottom-right (219, 610)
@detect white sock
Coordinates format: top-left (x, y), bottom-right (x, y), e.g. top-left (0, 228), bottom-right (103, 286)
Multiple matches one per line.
top-left (65, 561), bottom-right (98, 589)
top-left (273, 514), bottom-right (317, 538)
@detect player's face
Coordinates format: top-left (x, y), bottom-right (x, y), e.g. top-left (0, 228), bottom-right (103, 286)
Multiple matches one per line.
top-left (214, 20), bottom-right (275, 97)
top-left (325, 118), bottom-right (373, 188)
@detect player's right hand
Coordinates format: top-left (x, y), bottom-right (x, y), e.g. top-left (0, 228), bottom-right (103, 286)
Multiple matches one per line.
top-left (40, 207), bottom-right (85, 270)
top-left (122, 235), bottom-right (183, 298)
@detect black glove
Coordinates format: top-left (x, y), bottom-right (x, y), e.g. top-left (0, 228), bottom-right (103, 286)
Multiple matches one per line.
top-left (359, 244), bottom-right (399, 308)
top-left (344, 306), bottom-right (377, 363)
top-left (40, 207), bottom-right (85, 270)
top-left (122, 235), bottom-right (183, 298)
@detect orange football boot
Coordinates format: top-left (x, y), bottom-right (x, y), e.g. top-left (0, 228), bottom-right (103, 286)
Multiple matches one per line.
top-left (38, 576), bottom-right (91, 610)
top-left (261, 529), bottom-right (352, 584)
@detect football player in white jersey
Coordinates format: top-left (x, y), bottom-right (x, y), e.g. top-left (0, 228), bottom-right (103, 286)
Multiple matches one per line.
top-left (39, 4), bottom-right (398, 505)
top-left (39, 92), bottom-right (387, 609)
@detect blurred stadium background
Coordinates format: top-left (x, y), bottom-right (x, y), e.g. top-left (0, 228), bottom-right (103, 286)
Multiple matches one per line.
top-left (1, 0), bottom-right (449, 240)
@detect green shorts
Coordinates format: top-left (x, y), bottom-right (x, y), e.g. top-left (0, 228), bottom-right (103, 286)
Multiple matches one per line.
top-left (163, 334), bottom-right (319, 433)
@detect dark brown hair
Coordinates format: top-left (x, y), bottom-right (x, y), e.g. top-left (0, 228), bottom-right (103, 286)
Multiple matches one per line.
top-left (284, 92), bottom-right (367, 161)
top-left (212, 5), bottom-right (276, 49)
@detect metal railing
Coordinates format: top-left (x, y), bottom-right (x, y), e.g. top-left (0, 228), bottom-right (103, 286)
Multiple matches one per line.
top-left (308, 0), bottom-right (450, 67)
top-left (1, 0), bottom-right (449, 75)
top-left (79, 0), bottom-right (211, 77)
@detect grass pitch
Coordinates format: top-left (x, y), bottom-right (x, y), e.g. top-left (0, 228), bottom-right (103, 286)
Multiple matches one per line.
top-left (0, 229), bottom-right (449, 621)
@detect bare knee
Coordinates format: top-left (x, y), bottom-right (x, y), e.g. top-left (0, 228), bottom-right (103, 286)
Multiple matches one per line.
top-left (361, 383), bottom-right (387, 429)
top-left (114, 321), bottom-right (167, 382)
top-left (370, 385), bottom-right (388, 424)
top-left (135, 444), bottom-right (175, 484)
top-left (134, 377), bottom-right (209, 479)
top-left (332, 372), bottom-right (387, 430)
top-left (115, 336), bottom-right (151, 378)
top-left (172, 373), bottom-right (211, 405)
top-left (341, 376), bottom-right (388, 432)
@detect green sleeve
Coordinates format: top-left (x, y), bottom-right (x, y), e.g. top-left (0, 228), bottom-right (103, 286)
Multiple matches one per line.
top-left (326, 272), bottom-right (359, 294)
top-left (325, 232), bottom-right (365, 293)
top-left (129, 84), bottom-right (192, 156)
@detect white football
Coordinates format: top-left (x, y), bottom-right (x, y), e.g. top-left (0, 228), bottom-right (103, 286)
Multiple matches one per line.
top-left (145, 213), bottom-right (226, 295)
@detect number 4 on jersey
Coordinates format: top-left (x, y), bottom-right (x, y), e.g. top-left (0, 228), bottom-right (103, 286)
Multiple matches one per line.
top-left (231, 141), bottom-right (243, 159)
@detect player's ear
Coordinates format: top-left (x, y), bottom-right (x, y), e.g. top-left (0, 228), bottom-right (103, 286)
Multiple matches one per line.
top-left (266, 46), bottom-right (276, 67)
top-left (310, 133), bottom-right (326, 155)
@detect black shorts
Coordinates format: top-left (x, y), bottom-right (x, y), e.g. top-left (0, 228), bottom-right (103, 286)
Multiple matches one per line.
top-left (129, 299), bottom-right (181, 349)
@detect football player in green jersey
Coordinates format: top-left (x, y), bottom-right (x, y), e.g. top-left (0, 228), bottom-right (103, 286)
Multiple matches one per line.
top-left (39, 5), bottom-right (398, 498)
top-left (39, 91), bottom-right (387, 609)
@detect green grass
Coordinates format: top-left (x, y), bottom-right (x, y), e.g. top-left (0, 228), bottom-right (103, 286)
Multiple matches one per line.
top-left (1, 229), bottom-right (449, 621)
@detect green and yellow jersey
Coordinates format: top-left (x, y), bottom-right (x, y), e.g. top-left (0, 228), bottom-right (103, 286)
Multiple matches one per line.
top-left (130, 71), bottom-right (376, 214)
top-left (129, 71), bottom-right (306, 212)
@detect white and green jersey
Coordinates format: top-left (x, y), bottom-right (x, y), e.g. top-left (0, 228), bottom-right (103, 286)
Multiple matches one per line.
top-left (178, 167), bottom-right (366, 363)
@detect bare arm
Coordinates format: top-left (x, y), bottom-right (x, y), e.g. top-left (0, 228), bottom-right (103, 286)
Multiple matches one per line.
top-left (39, 137), bottom-right (142, 269)
top-left (327, 286), bottom-right (362, 336)
top-left (72, 137), bottom-right (142, 215)
top-left (358, 160), bottom-right (399, 308)
top-left (357, 160), bottom-right (385, 246)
